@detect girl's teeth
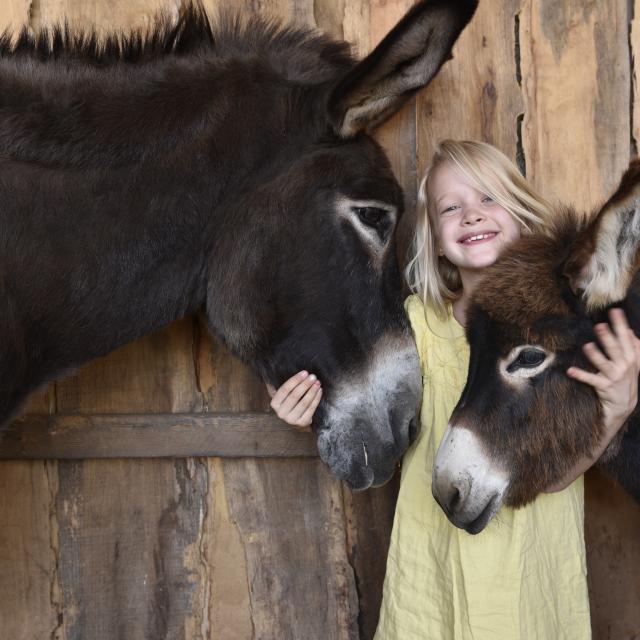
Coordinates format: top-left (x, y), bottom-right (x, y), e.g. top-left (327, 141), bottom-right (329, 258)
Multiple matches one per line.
top-left (464, 233), bottom-right (495, 243)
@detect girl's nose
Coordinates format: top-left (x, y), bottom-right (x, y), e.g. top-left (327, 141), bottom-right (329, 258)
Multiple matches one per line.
top-left (461, 207), bottom-right (485, 224)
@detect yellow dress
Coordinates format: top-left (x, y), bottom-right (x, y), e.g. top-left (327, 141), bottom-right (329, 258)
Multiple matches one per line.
top-left (374, 295), bottom-right (591, 640)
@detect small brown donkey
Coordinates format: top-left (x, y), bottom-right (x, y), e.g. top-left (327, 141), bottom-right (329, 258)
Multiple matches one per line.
top-left (432, 160), bottom-right (640, 533)
top-left (0, 1), bottom-right (479, 490)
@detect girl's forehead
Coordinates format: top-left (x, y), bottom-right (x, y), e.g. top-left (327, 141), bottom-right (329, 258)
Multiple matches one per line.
top-left (429, 161), bottom-right (476, 195)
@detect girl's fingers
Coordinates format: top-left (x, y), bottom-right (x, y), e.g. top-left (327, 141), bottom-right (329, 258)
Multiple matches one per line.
top-left (297, 388), bottom-right (322, 427)
top-left (277, 374), bottom-right (319, 416)
top-left (581, 341), bottom-right (616, 378)
top-left (607, 308), bottom-right (635, 359)
top-left (289, 384), bottom-right (322, 425)
top-left (270, 371), bottom-right (310, 409)
top-left (566, 365), bottom-right (608, 391)
top-left (593, 322), bottom-right (623, 365)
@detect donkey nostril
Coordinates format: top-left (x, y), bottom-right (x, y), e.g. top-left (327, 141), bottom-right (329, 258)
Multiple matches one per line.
top-left (446, 487), bottom-right (461, 512)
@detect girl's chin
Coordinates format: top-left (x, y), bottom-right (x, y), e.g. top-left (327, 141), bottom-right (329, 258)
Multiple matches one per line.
top-left (458, 251), bottom-right (501, 270)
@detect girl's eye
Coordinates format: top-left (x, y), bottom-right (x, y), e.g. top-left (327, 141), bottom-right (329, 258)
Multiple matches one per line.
top-left (441, 204), bottom-right (458, 215)
top-left (482, 195), bottom-right (495, 204)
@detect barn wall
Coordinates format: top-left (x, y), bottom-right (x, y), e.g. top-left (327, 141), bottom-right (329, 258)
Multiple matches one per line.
top-left (0, 1), bottom-right (638, 640)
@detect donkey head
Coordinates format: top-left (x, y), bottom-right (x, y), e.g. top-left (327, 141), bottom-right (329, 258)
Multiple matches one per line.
top-left (204, 0), bottom-right (478, 490)
top-left (432, 160), bottom-right (640, 532)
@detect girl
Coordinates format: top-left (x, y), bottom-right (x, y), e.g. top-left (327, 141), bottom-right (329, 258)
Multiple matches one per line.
top-left (267, 140), bottom-right (640, 639)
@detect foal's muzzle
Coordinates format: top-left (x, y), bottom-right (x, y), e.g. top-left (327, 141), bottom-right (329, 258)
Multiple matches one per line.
top-left (432, 425), bottom-right (509, 533)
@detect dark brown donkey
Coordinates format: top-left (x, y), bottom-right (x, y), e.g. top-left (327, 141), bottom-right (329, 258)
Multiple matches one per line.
top-left (0, 1), bottom-right (478, 489)
top-left (432, 161), bottom-right (640, 533)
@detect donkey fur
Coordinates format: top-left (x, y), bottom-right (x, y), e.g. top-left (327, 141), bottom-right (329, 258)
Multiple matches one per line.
top-left (453, 162), bottom-right (640, 507)
top-left (0, 1), bottom-right (478, 489)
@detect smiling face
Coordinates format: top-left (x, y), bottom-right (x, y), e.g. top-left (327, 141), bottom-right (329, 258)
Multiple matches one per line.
top-left (429, 162), bottom-right (523, 276)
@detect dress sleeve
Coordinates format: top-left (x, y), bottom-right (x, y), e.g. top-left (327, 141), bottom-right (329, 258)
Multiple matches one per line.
top-left (404, 294), bottom-right (428, 375)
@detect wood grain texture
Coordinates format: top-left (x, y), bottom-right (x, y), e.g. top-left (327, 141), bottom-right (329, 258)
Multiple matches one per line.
top-left (29, 0), bottom-right (180, 33)
top-left (218, 457), bottom-right (360, 640)
top-left (0, 461), bottom-right (60, 640)
top-left (416, 0), bottom-right (523, 174)
top-left (519, 0), bottom-right (630, 204)
top-left (0, 412), bottom-right (318, 458)
top-left (342, 473), bottom-right (400, 640)
top-left (56, 318), bottom-right (204, 414)
top-left (0, 0), bottom-right (31, 34)
top-left (54, 458), bottom-right (207, 639)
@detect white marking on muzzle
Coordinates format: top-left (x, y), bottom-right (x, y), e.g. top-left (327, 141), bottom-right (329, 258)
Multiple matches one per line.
top-left (318, 332), bottom-right (421, 482)
top-left (322, 333), bottom-right (421, 437)
top-left (433, 426), bottom-right (509, 527)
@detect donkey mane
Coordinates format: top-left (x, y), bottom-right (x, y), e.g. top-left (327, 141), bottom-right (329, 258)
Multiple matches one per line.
top-left (0, 4), bottom-right (355, 170)
top-left (0, 4), bottom-right (353, 77)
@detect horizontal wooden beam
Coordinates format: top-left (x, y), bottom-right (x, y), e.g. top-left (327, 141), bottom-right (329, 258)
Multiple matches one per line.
top-left (0, 413), bottom-right (319, 459)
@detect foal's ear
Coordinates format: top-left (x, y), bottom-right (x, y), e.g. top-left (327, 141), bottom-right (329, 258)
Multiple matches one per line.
top-left (564, 159), bottom-right (640, 310)
top-left (327, 0), bottom-right (478, 138)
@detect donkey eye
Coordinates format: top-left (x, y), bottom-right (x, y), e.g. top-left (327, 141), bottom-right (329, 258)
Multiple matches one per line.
top-left (509, 348), bottom-right (546, 371)
top-left (353, 206), bottom-right (387, 227)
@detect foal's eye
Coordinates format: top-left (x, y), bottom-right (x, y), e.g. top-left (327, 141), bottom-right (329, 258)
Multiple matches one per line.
top-left (508, 348), bottom-right (546, 372)
top-left (353, 206), bottom-right (387, 227)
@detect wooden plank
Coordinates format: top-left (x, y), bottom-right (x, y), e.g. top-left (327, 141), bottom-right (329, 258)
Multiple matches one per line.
top-left (519, 2), bottom-right (640, 638)
top-left (215, 457), bottom-right (360, 639)
top-left (1, 412), bottom-right (318, 458)
top-left (0, 0), bottom-right (30, 34)
top-left (416, 0), bottom-right (523, 173)
top-left (54, 458), bottom-right (207, 640)
top-left (56, 318), bottom-right (204, 415)
top-left (194, 314), bottom-right (272, 413)
top-left (0, 461), bottom-right (60, 640)
top-left (29, 0), bottom-right (180, 33)
top-left (520, 0), bottom-right (630, 203)
top-left (342, 474), bottom-right (400, 640)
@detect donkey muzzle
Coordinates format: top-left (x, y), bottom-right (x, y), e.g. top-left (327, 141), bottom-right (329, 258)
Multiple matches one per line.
top-left (432, 425), bottom-right (509, 534)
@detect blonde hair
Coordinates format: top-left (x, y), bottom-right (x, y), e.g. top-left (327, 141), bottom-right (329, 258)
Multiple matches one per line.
top-left (405, 139), bottom-right (554, 318)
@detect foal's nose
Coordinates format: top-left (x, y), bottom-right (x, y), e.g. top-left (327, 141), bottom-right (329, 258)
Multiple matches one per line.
top-left (433, 472), bottom-right (471, 515)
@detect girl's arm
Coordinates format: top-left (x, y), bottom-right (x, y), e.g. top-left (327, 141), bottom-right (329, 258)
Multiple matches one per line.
top-left (266, 370), bottom-right (322, 430)
top-left (546, 308), bottom-right (640, 492)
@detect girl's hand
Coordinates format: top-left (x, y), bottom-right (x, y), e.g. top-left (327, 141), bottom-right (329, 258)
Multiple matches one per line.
top-left (266, 370), bottom-right (322, 431)
top-left (567, 308), bottom-right (640, 438)
top-left (548, 308), bottom-right (640, 492)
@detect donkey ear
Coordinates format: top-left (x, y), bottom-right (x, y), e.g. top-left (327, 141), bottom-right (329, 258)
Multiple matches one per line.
top-left (564, 159), bottom-right (640, 310)
top-left (327, 0), bottom-right (478, 138)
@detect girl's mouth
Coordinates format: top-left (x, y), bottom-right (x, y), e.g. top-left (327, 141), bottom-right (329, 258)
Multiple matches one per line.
top-left (458, 232), bottom-right (498, 245)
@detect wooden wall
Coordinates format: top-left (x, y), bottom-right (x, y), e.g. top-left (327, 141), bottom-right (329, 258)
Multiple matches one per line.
top-left (0, 1), bottom-right (638, 639)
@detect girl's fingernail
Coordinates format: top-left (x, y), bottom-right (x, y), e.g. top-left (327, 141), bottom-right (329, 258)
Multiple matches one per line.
top-left (301, 371), bottom-right (308, 376)
top-left (309, 374), bottom-right (316, 382)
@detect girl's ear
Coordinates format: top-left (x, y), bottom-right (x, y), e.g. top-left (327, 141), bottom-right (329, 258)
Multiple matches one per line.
top-left (327, 0), bottom-right (478, 138)
top-left (563, 159), bottom-right (640, 310)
